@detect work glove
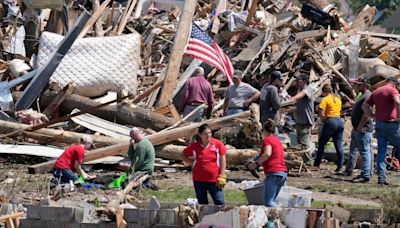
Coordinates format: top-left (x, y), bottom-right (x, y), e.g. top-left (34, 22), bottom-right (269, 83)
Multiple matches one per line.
top-left (216, 174), bottom-right (227, 189)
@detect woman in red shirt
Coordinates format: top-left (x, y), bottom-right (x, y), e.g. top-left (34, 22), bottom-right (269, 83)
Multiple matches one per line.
top-left (182, 124), bottom-right (227, 205)
top-left (249, 119), bottom-right (287, 207)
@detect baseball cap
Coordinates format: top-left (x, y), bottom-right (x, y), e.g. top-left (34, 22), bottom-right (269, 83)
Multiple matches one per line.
top-left (295, 73), bottom-right (309, 82)
top-left (350, 76), bottom-right (369, 85)
top-left (232, 70), bottom-right (243, 79)
top-left (270, 71), bottom-right (283, 81)
top-left (80, 135), bottom-right (93, 147)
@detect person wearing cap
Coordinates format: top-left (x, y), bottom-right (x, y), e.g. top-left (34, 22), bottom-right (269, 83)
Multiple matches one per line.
top-left (127, 127), bottom-right (155, 177)
top-left (362, 77), bottom-right (400, 185)
top-left (52, 135), bottom-right (94, 184)
top-left (314, 84), bottom-right (344, 173)
top-left (345, 77), bottom-right (373, 182)
top-left (289, 73), bottom-right (315, 157)
top-left (179, 67), bottom-right (214, 122)
top-left (260, 71), bottom-right (283, 126)
top-left (223, 70), bottom-right (260, 116)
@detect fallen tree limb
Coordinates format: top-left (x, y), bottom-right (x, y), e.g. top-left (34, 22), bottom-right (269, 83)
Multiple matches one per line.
top-left (12, 91), bottom-right (176, 131)
top-left (156, 144), bottom-right (258, 165)
top-left (0, 119), bottom-right (125, 147)
top-left (28, 111), bottom-right (252, 174)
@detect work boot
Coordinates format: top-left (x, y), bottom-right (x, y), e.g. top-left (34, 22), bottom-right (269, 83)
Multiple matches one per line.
top-left (335, 167), bottom-right (343, 175)
top-left (377, 180), bottom-right (391, 186)
top-left (352, 176), bottom-right (369, 183)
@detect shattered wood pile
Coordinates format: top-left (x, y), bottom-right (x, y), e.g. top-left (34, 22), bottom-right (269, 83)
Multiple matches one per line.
top-left (0, 0), bottom-right (399, 210)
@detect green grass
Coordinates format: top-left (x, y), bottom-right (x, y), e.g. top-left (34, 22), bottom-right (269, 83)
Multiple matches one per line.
top-left (140, 185), bottom-right (247, 205)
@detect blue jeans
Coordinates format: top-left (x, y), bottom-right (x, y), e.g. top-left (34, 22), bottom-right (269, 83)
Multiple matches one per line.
top-left (193, 181), bottom-right (224, 205)
top-left (52, 168), bottom-right (78, 184)
top-left (264, 172), bottom-right (287, 207)
top-left (226, 108), bottom-right (245, 116)
top-left (183, 105), bottom-right (204, 122)
top-left (314, 117), bottom-right (344, 169)
top-left (345, 130), bottom-right (358, 174)
top-left (355, 131), bottom-right (373, 179)
top-left (375, 121), bottom-right (400, 182)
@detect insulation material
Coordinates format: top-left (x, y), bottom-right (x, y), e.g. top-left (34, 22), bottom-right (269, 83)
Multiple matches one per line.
top-left (36, 32), bottom-right (140, 97)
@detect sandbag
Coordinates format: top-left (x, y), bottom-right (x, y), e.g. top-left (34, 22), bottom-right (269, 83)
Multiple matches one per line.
top-left (22, 0), bottom-right (63, 11)
top-left (36, 32), bottom-right (140, 97)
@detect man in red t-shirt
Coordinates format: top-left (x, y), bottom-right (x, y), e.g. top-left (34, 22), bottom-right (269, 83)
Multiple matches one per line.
top-left (362, 77), bottom-right (400, 185)
top-left (53, 135), bottom-right (94, 184)
top-left (182, 124), bottom-right (227, 205)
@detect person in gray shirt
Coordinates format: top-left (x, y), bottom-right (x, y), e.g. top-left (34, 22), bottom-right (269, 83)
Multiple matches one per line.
top-left (289, 73), bottom-right (315, 153)
top-left (260, 71), bottom-right (283, 125)
top-left (223, 70), bottom-right (260, 116)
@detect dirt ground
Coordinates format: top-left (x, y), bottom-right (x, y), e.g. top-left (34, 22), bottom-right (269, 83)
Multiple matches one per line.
top-left (0, 155), bottom-right (398, 208)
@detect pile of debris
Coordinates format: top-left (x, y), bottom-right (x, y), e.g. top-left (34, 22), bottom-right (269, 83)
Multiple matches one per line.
top-left (0, 0), bottom-right (399, 219)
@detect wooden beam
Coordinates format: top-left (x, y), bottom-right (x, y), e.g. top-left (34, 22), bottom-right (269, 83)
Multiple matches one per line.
top-left (157, 0), bottom-right (198, 107)
top-left (42, 83), bottom-right (73, 118)
top-left (78, 0), bottom-right (112, 38)
top-left (28, 111), bottom-right (252, 174)
top-left (245, 0), bottom-right (258, 25)
top-left (117, 0), bottom-right (138, 35)
top-left (131, 80), bottom-right (164, 103)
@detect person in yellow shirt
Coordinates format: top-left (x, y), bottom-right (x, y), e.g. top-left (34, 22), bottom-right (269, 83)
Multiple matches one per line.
top-left (314, 84), bottom-right (345, 174)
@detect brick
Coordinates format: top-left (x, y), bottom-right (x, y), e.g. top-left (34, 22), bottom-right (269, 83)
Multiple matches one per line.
top-left (40, 206), bottom-right (75, 222)
top-left (26, 205), bottom-right (41, 220)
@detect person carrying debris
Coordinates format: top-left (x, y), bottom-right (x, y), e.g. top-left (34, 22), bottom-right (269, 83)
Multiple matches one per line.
top-left (289, 73), bottom-right (315, 161)
top-left (314, 84), bottom-right (344, 173)
top-left (178, 67), bottom-right (214, 122)
top-left (347, 77), bottom-right (373, 183)
top-left (260, 71), bottom-right (283, 127)
top-left (362, 77), bottom-right (400, 185)
top-left (127, 127), bottom-right (155, 177)
top-left (52, 135), bottom-right (94, 184)
top-left (248, 119), bottom-right (287, 208)
top-left (182, 124), bottom-right (227, 205)
top-left (223, 70), bottom-right (260, 116)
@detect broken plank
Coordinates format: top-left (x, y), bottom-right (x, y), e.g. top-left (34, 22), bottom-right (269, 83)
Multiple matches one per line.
top-left (28, 110), bottom-right (252, 173)
top-left (78, 0), bottom-right (112, 38)
top-left (42, 83), bottom-right (73, 118)
top-left (117, 0), bottom-right (138, 35)
top-left (71, 109), bottom-right (131, 139)
top-left (158, 0), bottom-right (198, 107)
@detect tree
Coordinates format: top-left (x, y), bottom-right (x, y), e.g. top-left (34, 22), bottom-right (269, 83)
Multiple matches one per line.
top-left (349, 0), bottom-right (399, 16)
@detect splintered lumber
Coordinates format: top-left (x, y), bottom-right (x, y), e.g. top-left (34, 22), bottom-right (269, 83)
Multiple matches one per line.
top-left (42, 83), bottom-right (73, 118)
top-left (78, 0), bottom-right (112, 38)
top-left (28, 111), bottom-right (252, 174)
top-left (36, 91), bottom-right (176, 131)
top-left (158, 0), bottom-right (198, 107)
top-left (156, 145), bottom-right (258, 165)
top-left (0, 119), bottom-right (126, 147)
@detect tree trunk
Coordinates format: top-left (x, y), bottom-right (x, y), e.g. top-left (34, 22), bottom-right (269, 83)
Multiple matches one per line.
top-left (14, 91), bottom-right (176, 131)
top-left (156, 144), bottom-right (258, 165)
top-left (0, 119), bottom-right (125, 147)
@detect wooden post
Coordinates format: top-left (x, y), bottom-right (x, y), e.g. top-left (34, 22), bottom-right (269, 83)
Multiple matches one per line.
top-left (245, 0), bottom-right (259, 25)
top-left (157, 0), bottom-right (198, 107)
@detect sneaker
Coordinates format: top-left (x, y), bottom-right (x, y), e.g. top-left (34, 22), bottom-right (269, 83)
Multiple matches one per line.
top-left (377, 180), bottom-right (391, 186)
top-left (353, 177), bottom-right (370, 183)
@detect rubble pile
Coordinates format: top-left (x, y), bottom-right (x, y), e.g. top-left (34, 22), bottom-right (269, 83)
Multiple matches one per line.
top-left (0, 0), bottom-right (399, 226)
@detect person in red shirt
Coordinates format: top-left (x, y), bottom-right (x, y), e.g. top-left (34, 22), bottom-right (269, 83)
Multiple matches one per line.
top-left (362, 77), bottom-right (400, 185)
top-left (52, 135), bottom-right (94, 184)
top-left (182, 124), bottom-right (227, 205)
top-left (248, 119), bottom-right (287, 207)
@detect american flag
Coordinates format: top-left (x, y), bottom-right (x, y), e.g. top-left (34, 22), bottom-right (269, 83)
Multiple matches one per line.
top-left (184, 23), bottom-right (234, 84)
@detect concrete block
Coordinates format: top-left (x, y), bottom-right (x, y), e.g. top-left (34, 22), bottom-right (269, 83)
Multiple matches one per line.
top-left (156, 209), bottom-right (177, 225)
top-left (138, 209), bottom-right (158, 226)
top-left (79, 223), bottom-right (117, 228)
top-left (126, 223), bottom-right (142, 228)
top-left (20, 219), bottom-right (75, 228)
top-left (348, 209), bottom-right (383, 223)
top-left (26, 205), bottom-right (41, 220)
top-left (40, 206), bottom-right (75, 222)
top-left (124, 208), bottom-right (139, 223)
top-left (74, 207), bottom-right (85, 222)
top-left (198, 205), bottom-right (223, 220)
top-left (281, 208), bottom-right (307, 228)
